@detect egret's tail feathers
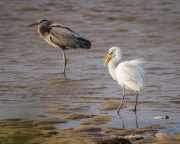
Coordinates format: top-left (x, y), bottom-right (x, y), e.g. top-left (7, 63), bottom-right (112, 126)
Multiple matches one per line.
top-left (130, 58), bottom-right (147, 65)
top-left (130, 58), bottom-right (147, 74)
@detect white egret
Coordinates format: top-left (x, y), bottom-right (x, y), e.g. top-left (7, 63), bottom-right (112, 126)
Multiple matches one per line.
top-left (102, 47), bottom-right (146, 113)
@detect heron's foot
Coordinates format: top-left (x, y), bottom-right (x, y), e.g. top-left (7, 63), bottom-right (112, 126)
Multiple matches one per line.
top-left (59, 72), bottom-right (66, 79)
top-left (128, 108), bottom-right (137, 111)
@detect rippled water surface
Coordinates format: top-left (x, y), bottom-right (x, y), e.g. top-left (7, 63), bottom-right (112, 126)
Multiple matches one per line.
top-left (0, 0), bottom-right (180, 129)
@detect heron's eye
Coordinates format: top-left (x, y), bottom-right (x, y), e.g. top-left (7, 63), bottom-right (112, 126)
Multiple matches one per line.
top-left (39, 19), bottom-right (47, 23)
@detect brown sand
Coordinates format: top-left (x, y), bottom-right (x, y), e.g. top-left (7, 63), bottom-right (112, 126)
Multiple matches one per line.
top-left (64, 113), bottom-right (96, 120)
top-left (0, 100), bottom-right (179, 144)
top-left (98, 138), bottom-right (132, 144)
top-left (0, 117), bottom-right (179, 144)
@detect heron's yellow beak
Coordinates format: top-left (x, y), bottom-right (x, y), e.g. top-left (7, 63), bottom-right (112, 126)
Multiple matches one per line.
top-left (27, 22), bottom-right (39, 27)
top-left (102, 52), bottom-right (113, 67)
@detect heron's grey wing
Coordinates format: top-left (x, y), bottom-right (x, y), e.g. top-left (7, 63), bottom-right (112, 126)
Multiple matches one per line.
top-left (48, 24), bottom-right (91, 49)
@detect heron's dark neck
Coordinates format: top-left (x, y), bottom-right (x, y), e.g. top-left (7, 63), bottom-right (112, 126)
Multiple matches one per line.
top-left (38, 24), bottom-right (51, 38)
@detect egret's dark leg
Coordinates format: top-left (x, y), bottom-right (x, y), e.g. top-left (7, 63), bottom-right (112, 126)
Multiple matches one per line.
top-left (61, 49), bottom-right (67, 73)
top-left (118, 113), bottom-right (125, 128)
top-left (134, 91), bottom-right (138, 111)
top-left (133, 110), bottom-right (138, 128)
top-left (118, 85), bottom-right (125, 114)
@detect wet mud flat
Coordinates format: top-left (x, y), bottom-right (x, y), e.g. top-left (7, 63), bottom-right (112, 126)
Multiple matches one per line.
top-left (0, 117), bottom-right (179, 144)
top-left (0, 93), bottom-right (180, 144)
top-left (0, 95), bottom-right (180, 144)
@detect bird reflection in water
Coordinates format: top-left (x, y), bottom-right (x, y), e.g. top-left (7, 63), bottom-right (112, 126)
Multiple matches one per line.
top-left (119, 112), bottom-right (138, 129)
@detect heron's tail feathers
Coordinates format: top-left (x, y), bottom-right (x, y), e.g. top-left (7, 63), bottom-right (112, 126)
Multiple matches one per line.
top-left (76, 37), bottom-right (91, 49)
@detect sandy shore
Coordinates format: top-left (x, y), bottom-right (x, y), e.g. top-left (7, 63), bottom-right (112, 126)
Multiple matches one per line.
top-left (0, 97), bottom-right (179, 144)
top-left (0, 115), bottom-right (179, 144)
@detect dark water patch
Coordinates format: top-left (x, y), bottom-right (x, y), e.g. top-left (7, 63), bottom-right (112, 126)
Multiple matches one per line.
top-left (15, 7), bottom-right (39, 11)
top-left (137, 19), bottom-right (159, 24)
top-left (160, 2), bottom-right (172, 5)
top-left (1, 118), bottom-right (23, 122)
top-left (169, 100), bottom-right (180, 104)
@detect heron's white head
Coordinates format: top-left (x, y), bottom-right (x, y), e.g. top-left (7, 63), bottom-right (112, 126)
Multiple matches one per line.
top-left (102, 47), bottom-right (122, 67)
top-left (27, 19), bottom-right (52, 27)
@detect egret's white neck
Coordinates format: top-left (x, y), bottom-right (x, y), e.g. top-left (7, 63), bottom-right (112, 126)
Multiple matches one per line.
top-left (108, 61), bottom-right (117, 81)
top-left (108, 52), bottom-right (122, 82)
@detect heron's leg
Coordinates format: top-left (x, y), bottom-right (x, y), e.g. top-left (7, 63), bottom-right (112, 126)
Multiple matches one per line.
top-left (118, 85), bottom-right (125, 114)
top-left (61, 49), bottom-right (67, 73)
top-left (134, 91), bottom-right (138, 111)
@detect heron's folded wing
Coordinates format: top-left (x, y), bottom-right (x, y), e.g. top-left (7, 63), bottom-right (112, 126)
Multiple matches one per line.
top-left (48, 24), bottom-right (91, 49)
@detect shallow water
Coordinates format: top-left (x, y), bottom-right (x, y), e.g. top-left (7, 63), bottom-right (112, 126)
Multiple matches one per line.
top-left (0, 0), bottom-right (180, 134)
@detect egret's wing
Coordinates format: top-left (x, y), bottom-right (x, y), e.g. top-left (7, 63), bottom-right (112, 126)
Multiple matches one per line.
top-left (127, 58), bottom-right (146, 78)
top-left (48, 23), bottom-right (91, 49)
top-left (116, 59), bottom-right (146, 91)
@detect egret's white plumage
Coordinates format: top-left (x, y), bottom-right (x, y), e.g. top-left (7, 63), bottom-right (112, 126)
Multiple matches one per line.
top-left (102, 47), bottom-right (146, 113)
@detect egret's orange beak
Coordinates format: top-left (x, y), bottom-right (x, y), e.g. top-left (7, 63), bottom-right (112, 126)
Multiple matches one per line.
top-left (102, 52), bottom-right (113, 67)
top-left (27, 22), bottom-right (39, 27)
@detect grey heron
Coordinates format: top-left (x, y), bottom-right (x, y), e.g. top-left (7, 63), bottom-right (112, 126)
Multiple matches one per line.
top-left (102, 47), bottom-right (146, 113)
top-left (27, 19), bottom-right (91, 74)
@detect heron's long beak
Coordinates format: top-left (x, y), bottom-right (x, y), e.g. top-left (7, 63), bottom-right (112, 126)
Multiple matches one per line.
top-left (102, 52), bottom-right (113, 67)
top-left (27, 22), bottom-right (39, 27)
